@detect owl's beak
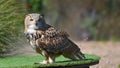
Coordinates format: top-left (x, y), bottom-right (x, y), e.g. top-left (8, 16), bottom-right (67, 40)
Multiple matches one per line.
top-left (34, 22), bottom-right (38, 30)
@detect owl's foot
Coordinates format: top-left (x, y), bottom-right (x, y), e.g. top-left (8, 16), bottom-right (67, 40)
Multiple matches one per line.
top-left (34, 57), bottom-right (55, 64)
top-left (34, 60), bottom-right (48, 64)
top-left (48, 57), bottom-right (55, 63)
top-left (40, 60), bottom-right (48, 64)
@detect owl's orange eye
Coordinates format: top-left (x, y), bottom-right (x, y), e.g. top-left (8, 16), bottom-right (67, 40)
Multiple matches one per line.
top-left (30, 19), bottom-right (33, 21)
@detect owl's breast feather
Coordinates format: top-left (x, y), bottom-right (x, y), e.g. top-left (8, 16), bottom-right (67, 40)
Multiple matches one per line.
top-left (30, 39), bottom-right (36, 49)
top-left (27, 29), bottom-right (36, 34)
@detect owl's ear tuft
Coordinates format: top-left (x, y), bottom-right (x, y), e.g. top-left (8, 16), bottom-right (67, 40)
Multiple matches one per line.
top-left (25, 14), bottom-right (32, 18)
top-left (25, 14), bottom-right (30, 18)
top-left (39, 14), bottom-right (44, 19)
top-left (25, 14), bottom-right (29, 17)
top-left (41, 14), bottom-right (44, 18)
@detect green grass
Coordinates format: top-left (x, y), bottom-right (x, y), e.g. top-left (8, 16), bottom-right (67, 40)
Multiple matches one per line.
top-left (0, 54), bottom-right (100, 68)
top-left (119, 64), bottom-right (120, 68)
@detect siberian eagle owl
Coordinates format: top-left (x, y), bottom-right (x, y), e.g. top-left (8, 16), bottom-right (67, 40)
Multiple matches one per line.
top-left (24, 13), bottom-right (85, 64)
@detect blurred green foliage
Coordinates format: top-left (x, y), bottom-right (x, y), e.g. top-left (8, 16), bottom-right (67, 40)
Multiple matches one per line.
top-left (25, 0), bottom-right (44, 13)
top-left (0, 0), bottom-right (120, 54)
top-left (0, 0), bottom-right (26, 53)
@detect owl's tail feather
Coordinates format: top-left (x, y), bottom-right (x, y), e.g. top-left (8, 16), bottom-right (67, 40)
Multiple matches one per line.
top-left (63, 51), bottom-right (85, 60)
top-left (75, 51), bottom-right (85, 60)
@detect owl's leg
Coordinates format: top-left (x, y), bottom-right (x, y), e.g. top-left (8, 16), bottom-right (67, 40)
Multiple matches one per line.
top-left (38, 50), bottom-right (49, 64)
top-left (48, 56), bottom-right (55, 63)
top-left (35, 56), bottom-right (55, 64)
top-left (41, 55), bottom-right (51, 64)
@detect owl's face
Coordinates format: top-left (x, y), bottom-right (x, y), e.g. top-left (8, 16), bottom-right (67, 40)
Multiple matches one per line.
top-left (25, 13), bottom-right (45, 30)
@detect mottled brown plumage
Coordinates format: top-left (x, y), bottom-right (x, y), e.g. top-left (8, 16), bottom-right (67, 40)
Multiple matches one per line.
top-left (24, 13), bottom-right (85, 64)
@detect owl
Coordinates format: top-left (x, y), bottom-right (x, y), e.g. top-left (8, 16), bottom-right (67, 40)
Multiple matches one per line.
top-left (24, 13), bottom-right (85, 64)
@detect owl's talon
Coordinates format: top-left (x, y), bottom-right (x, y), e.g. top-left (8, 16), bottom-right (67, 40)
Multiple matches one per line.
top-left (40, 60), bottom-right (48, 64)
top-left (34, 60), bottom-right (48, 64)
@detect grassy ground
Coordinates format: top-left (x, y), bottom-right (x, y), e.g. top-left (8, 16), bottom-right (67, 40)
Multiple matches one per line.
top-left (4, 41), bottom-right (120, 68)
top-left (0, 54), bottom-right (100, 68)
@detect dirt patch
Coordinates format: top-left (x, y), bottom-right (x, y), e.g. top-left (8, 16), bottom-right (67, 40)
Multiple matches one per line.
top-left (78, 41), bottom-right (120, 68)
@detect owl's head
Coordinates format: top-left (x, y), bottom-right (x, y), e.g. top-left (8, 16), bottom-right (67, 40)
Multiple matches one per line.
top-left (25, 13), bottom-right (46, 30)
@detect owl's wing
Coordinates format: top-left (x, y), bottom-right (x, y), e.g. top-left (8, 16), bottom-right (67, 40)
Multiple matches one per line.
top-left (37, 26), bottom-right (80, 54)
